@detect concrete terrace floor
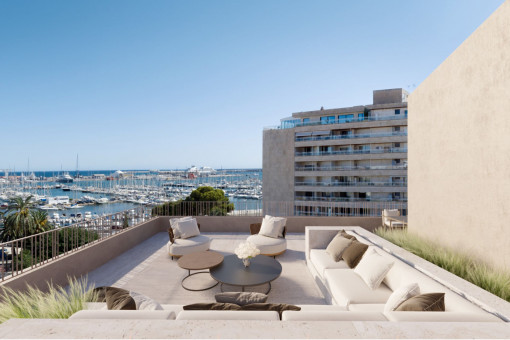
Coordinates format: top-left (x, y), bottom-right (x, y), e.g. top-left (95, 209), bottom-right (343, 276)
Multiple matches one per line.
top-left (86, 232), bottom-right (327, 305)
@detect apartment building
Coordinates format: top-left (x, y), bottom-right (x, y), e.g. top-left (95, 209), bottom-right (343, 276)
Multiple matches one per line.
top-left (263, 88), bottom-right (408, 216)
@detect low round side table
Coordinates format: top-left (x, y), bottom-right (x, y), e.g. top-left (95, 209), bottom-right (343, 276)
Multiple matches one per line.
top-left (177, 250), bottom-right (224, 291)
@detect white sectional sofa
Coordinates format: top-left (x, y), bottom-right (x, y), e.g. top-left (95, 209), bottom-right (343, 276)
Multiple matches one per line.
top-left (305, 226), bottom-right (503, 322)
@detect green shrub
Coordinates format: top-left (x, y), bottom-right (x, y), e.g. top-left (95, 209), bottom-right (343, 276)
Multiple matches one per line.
top-left (0, 276), bottom-right (97, 323)
top-left (375, 228), bottom-right (510, 302)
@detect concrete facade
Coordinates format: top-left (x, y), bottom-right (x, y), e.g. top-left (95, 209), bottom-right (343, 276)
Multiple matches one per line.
top-left (263, 89), bottom-right (408, 217)
top-left (408, 0), bottom-right (510, 271)
top-left (262, 128), bottom-right (295, 202)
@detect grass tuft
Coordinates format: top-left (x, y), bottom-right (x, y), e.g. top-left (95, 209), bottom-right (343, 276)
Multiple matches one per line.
top-left (375, 227), bottom-right (510, 302)
top-left (0, 276), bottom-right (97, 323)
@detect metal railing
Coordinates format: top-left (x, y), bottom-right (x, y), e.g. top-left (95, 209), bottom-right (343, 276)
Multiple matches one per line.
top-left (0, 206), bottom-right (153, 282)
top-left (265, 114), bottom-right (408, 130)
top-left (294, 181), bottom-right (407, 187)
top-left (295, 165), bottom-right (407, 171)
top-left (295, 147), bottom-right (407, 157)
top-left (295, 131), bottom-right (407, 142)
top-left (295, 196), bottom-right (408, 203)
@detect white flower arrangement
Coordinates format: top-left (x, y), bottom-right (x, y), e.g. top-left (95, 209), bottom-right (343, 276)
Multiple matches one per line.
top-left (235, 242), bottom-right (261, 260)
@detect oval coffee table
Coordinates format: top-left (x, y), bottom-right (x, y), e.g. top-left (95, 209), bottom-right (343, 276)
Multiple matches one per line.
top-left (178, 250), bottom-right (224, 291)
top-left (209, 254), bottom-right (282, 294)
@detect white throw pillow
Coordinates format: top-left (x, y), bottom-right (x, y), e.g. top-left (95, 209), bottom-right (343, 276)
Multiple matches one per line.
top-left (173, 218), bottom-right (200, 239)
top-left (129, 291), bottom-right (163, 311)
top-left (259, 215), bottom-right (286, 239)
top-left (169, 216), bottom-right (193, 238)
top-left (354, 248), bottom-right (394, 290)
top-left (384, 283), bottom-right (421, 312)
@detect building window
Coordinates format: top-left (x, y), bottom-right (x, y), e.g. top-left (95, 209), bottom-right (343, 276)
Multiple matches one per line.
top-left (405, 110), bottom-right (408, 116)
top-left (395, 109), bottom-right (400, 115)
top-left (394, 126), bottom-right (400, 132)
top-left (321, 116), bottom-right (335, 124)
top-left (338, 114), bottom-right (354, 123)
top-left (394, 142), bottom-right (401, 148)
top-left (358, 113), bottom-right (365, 121)
top-left (303, 118), bottom-right (310, 123)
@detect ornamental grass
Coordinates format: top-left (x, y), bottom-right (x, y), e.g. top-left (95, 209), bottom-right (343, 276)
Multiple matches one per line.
top-left (375, 227), bottom-right (510, 302)
top-left (0, 277), bottom-right (97, 323)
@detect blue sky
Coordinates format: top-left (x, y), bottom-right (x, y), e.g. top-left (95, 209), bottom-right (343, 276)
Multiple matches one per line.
top-left (0, 0), bottom-right (504, 171)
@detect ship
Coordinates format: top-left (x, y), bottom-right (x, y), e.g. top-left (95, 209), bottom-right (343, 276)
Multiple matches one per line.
top-left (56, 172), bottom-right (74, 183)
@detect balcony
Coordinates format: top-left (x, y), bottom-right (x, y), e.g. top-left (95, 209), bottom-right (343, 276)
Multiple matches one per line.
top-left (294, 181), bottom-right (407, 187)
top-left (295, 196), bottom-right (408, 203)
top-left (295, 147), bottom-right (407, 157)
top-left (295, 131), bottom-right (407, 142)
top-left (266, 114), bottom-right (408, 130)
top-left (295, 164), bottom-right (407, 171)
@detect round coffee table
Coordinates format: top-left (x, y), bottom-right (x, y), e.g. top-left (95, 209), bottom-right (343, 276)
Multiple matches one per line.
top-left (209, 254), bottom-right (282, 294)
top-left (178, 250), bottom-right (224, 291)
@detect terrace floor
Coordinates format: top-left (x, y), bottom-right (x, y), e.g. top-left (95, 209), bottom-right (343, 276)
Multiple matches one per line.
top-left (86, 232), bottom-right (326, 305)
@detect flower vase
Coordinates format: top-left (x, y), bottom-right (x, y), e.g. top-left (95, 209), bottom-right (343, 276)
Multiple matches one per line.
top-left (242, 258), bottom-right (251, 267)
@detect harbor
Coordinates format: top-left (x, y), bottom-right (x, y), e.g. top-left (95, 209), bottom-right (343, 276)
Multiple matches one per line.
top-left (0, 167), bottom-right (262, 226)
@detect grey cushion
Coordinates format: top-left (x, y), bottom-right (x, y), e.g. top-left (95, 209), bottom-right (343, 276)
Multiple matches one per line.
top-left (183, 303), bottom-right (242, 311)
top-left (215, 292), bottom-right (268, 306)
top-left (325, 233), bottom-right (353, 262)
top-left (105, 287), bottom-right (136, 310)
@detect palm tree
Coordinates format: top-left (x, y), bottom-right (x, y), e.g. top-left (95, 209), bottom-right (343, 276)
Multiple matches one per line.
top-left (0, 196), bottom-right (37, 241)
top-left (32, 210), bottom-right (53, 234)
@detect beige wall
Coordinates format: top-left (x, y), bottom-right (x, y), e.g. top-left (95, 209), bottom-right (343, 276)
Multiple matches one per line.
top-left (262, 128), bottom-right (295, 202)
top-left (408, 1), bottom-right (510, 271)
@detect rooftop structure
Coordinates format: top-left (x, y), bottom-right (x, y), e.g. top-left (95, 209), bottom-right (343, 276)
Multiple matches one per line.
top-left (263, 88), bottom-right (408, 217)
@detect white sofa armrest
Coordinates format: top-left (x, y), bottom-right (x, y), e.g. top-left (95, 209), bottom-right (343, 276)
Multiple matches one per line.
top-left (282, 311), bottom-right (387, 321)
top-left (176, 311), bottom-right (280, 321)
top-left (384, 311), bottom-right (503, 322)
top-left (69, 310), bottom-right (176, 320)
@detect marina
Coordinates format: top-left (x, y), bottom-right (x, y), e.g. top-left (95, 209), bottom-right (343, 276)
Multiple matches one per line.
top-left (0, 168), bottom-right (262, 227)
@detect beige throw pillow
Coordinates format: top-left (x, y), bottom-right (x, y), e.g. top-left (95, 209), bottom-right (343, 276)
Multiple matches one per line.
top-left (325, 233), bottom-right (354, 262)
top-left (173, 218), bottom-right (200, 239)
top-left (384, 283), bottom-right (420, 312)
top-left (259, 215), bottom-right (286, 238)
top-left (169, 216), bottom-right (193, 238)
top-left (354, 248), bottom-right (394, 290)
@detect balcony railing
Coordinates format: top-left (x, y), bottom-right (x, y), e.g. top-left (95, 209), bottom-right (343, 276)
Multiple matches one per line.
top-left (295, 164), bottom-right (407, 171)
top-left (265, 114), bottom-right (408, 130)
top-left (295, 181), bottom-right (407, 187)
top-left (0, 206), bottom-right (153, 282)
top-left (295, 131), bottom-right (407, 142)
top-left (295, 196), bottom-right (408, 203)
top-left (295, 147), bottom-right (407, 157)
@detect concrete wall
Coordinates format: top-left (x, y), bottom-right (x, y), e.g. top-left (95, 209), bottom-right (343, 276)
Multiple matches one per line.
top-left (408, 1), bottom-right (510, 271)
top-left (190, 216), bottom-right (382, 233)
top-left (1, 218), bottom-right (165, 292)
top-left (262, 128), bottom-right (295, 202)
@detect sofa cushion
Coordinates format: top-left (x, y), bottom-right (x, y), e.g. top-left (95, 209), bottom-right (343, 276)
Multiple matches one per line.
top-left (324, 269), bottom-right (393, 306)
top-left (241, 303), bottom-right (300, 319)
top-left (354, 248), bottom-right (394, 290)
top-left (342, 241), bottom-right (369, 268)
top-left (183, 303), bottom-right (242, 311)
top-left (259, 215), bottom-right (286, 238)
top-left (396, 293), bottom-right (445, 311)
top-left (69, 310), bottom-right (176, 320)
top-left (167, 234), bottom-right (211, 256)
top-left (282, 311), bottom-right (387, 321)
top-left (176, 310), bottom-right (280, 320)
top-left (105, 287), bottom-right (136, 310)
top-left (384, 311), bottom-right (502, 322)
top-left (325, 233), bottom-right (353, 262)
top-left (173, 218), bottom-right (200, 239)
top-left (246, 234), bottom-right (286, 255)
top-left (384, 283), bottom-right (420, 312)
top-left (310, 249), bottom-right (349, 276)
top-left (215, 292), bottom-right (268, 306)
top-left (348, 304), bottom-right (385, 312)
